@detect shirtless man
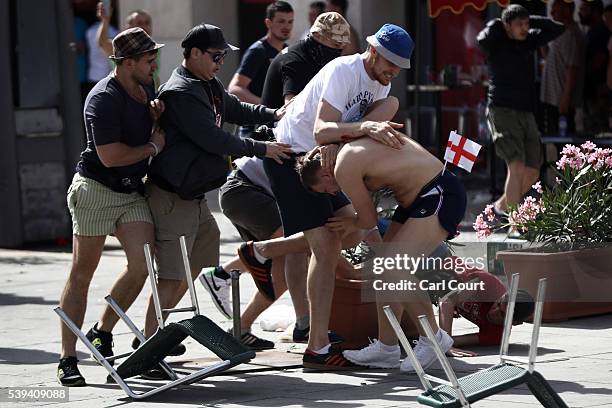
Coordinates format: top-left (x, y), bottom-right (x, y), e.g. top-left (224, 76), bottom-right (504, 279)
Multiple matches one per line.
top-left (296, 134), bottom-right (467, 372)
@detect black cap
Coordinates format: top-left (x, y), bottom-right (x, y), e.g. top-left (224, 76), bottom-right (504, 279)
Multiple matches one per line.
top-left (181, 24), bottom-right (239, 52)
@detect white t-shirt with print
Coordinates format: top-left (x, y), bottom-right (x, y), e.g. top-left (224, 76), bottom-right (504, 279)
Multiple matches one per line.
top-left (273, 54), bottom-right (390, 153)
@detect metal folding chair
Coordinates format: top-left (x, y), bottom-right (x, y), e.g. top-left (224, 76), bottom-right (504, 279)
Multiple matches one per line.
top-left (55, 235), bottom-right (254, 399)
top-left (384, 274), bottom-right (568, 408)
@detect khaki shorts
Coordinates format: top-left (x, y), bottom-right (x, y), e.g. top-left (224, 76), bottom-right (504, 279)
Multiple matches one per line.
top-left (487, 106), bottom-right (542, 168)
top-left (145, 182), bottom-right (220, 281)
top-left (67, 173), bottom-right (152, 236)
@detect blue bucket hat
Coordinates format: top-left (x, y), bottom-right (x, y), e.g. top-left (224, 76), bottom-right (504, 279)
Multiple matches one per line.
top-left (366, 24), bottom-right (414, 69)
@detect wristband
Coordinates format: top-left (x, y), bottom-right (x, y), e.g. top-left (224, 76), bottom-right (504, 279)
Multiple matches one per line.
top-left (148, 141), bottom-right (159, 157)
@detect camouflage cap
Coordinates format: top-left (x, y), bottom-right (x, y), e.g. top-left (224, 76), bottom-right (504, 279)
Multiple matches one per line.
top-left (309, 12), bottom-right (351, 47)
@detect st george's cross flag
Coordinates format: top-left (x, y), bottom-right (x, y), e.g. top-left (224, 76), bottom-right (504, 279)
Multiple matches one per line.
top-left (444, 131), bottom-right (482, 172)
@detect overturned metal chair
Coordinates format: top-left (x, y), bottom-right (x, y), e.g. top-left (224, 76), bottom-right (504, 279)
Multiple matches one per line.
top-left (55, 235), bottom-right (254, 399)
top-left (384, 274), bottom-right (568, 408)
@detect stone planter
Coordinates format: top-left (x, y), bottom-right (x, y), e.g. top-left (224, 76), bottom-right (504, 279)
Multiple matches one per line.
top-left (497, 245), bottom-right (612, 322)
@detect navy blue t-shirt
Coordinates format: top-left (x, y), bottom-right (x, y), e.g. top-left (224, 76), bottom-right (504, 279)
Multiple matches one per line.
top-left (77, 75), bottom-right (154, 187)
top-left (237, 37), bottom-right (282, 97)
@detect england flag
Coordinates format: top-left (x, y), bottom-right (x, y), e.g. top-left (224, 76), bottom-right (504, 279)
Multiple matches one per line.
top-left (444, 131), bottom-right (482, 173)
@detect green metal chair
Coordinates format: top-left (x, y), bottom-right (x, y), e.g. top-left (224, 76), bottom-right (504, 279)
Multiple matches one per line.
top-left (384, 274), bottom-right (568, 408)
top-left (55, 236), bottom-right (253, 399)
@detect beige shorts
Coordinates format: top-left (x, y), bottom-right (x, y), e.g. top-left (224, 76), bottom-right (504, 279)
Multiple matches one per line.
top-left (145, 182), bottom-right (220, 281)
top-left (487, 106), bottom-right (542, 168)
top-left (67, 173), bottom-right (152, 236)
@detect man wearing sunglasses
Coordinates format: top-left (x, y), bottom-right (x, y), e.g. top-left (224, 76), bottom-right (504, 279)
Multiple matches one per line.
top-left (140, 23), bottom-right (292, 356)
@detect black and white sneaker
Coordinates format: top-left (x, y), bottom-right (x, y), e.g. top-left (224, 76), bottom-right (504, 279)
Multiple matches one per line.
top-left (57, 357), bottom-right (86, 387)
top-left (200, 266), bottom-right (233, 319)
top-left (85, 323), bottom-right (113, 365)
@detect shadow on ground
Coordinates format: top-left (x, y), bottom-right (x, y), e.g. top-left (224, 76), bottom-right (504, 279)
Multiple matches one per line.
top-left (0, 347), bottom-right (88, 364)
top-left (0, 293), bottom-right (58, 306)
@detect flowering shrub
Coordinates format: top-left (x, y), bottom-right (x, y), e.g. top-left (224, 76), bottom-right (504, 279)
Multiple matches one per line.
top-left (474, 141), bottom-right (612, 245)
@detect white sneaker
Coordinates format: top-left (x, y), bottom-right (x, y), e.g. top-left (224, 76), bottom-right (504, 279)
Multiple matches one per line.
top-left (400, 329), bottom-right (453, 373)
top-left (343, 339), bottom-right (400, 368)
top-left (199, 267), bottom-right (232, 319)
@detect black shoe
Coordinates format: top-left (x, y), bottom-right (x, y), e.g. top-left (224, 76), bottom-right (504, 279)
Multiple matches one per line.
top-left (228, 328), bottom-right (275, 351)
top-left (131, 336), bottom-right (186, 357)
top-left (303, 348), bottom-right (367, 371)
top-left (293, 326), bottom-right (344, 345)
top-left (85, 323), bottom-right (114, 364)
top-left (240, 332), bottom-right (275, 351)
top-left (237, 241), bottom-right (275, 301)
top-left (57, 357), bottom-right (86, 387)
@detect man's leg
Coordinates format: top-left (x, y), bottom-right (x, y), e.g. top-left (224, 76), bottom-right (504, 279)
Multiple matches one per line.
top-left (143, 200), bottom-right (220, 337)
top-left (240, 228), bottom-right (288, 332)
top-left (496, 160), bottom-right (526, 212)
top-left (59, 235), bottom-right (106, 358)
top-left (521, 165), bottom-right (540, 196)
top-left (252, 232), bottom-right (310, 259)
top-left (385, 217), bottom-right (448, 338)
top-left (303, 226), bottom-right (342, 351)
top-left (284, 253), bottom-right (310, 324)
top-left (143, 278), bottom-right (182, 337)
top-left (354, 216), bottom-right (451, 372)
top-left (96, 221), bottom-right (153, 332)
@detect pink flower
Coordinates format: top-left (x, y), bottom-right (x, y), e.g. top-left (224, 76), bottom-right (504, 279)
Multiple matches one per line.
top-left (606, 156), bottom-right (612, 169)
top-left (559, 144), bottom-right (586, 170)
top-left (580, 141), bottom-right (597, 152)
top-left (484, 204), bottom-right (496, 222)
top-left (532, 181), bottom-right (543, 194)
top-left (562, 144), bottom-right (582, 157)
top-left (555, 177), bottom-right (562, 184)
top-left (473, 213), bottom-right (493, 239)
top-left (508, 196), bottom-right (544, 230)
top-left (556, 156), bottom-right (568, 170)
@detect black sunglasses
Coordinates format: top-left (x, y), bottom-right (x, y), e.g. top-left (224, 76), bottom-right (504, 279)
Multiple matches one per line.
top-left (205, 50), bottom-right (228, 63)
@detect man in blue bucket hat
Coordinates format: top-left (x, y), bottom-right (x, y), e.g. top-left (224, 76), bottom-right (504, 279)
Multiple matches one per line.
top-left (366, 23), bottom-right (414, 69)
top-left (237, 23), bottom-right (415, 370)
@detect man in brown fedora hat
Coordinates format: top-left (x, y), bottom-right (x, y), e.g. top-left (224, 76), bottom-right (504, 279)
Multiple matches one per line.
top-left (57, 27), bottom-right (165, 386)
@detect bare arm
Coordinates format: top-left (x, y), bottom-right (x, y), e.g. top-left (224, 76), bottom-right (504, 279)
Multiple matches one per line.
top-left (95, 2), bottom-right (113, 57)
top-left (450, 334), bottom-right (481, 348)
top-left (96, 126), bottom-right (165, 167)
top-left (228, 74), bottom-right (261, 104)
top-left (314, 100), bottom-right (404, 148)
top-left (333, 158), bottom-right (378, 230)
top-left (284, 93), bottom-right (295, 105)
top-left (97, 143), bottom-right (155, 167)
